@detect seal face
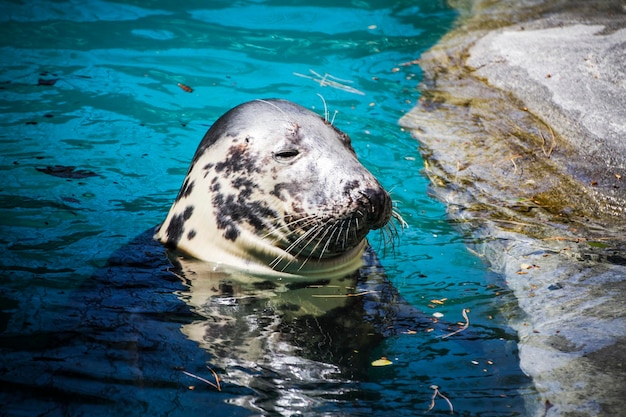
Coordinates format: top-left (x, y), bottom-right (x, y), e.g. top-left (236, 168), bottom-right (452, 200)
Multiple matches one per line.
top-left (155, 99), bottom-right (393, 277)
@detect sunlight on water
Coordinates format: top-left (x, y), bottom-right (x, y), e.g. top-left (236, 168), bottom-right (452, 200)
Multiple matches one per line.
top-left (0, 1), bottom-right (535, 416)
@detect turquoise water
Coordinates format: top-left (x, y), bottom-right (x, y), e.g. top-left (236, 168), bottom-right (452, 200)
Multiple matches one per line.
top-left (0, 1), bottom-right (535, 416)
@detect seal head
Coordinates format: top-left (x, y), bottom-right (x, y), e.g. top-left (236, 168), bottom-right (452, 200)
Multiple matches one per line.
top-left (155, 99), bottom-right (392, 277)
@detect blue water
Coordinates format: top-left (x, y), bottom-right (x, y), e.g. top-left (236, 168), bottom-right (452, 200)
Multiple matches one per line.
top-left (0, 1), bottom-right (535, 416)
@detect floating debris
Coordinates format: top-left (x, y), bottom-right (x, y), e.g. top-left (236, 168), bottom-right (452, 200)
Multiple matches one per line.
top-left (426, 385), bottom-right (454, 414)
top-left (293, 69), bottom-right (365, 95)
top-left (311, 290), bottom-right (378, 298)
top-left (177, 82), bottom-right (193, 92)
top-left (440, 309), bottom-right (470, 339)
top-left (399, 59), bottom-right (420, 67)
top-left (371, 357), bottom-right (393, 367)
top-left (181, 366), bottom-right (221, 391)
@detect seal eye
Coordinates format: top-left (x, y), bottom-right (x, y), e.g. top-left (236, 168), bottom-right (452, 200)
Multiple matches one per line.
top-left (274, 149), bottom-right (300, 162)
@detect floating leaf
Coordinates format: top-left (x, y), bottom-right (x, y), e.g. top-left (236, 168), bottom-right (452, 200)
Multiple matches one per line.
top-left (177, 82), bottom-right (193, 92)
top-left (371, 357), bottom-right (392, 367)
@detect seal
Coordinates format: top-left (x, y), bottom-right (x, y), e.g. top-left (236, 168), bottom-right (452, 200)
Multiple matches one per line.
top-left (155, 98), bottom-right (397, 278)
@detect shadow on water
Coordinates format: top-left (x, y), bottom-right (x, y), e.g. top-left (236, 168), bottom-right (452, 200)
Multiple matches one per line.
top-left (1, 229), bottom-right (529, 416)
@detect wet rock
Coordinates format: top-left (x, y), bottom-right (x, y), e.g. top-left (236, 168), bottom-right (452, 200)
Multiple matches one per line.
top-left (400, 0), bottom-right (626, 415)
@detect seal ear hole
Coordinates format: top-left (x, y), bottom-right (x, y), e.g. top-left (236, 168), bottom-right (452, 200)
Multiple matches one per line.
top-left (274, 149), bottom-right (300, 162)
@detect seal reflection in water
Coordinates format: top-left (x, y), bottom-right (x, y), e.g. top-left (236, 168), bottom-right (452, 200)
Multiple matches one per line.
top-left (156, 99), bottom-right (414, 414)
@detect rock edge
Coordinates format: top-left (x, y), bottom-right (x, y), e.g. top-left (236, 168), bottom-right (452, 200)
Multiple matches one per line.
top-left (400, 1), bottom-right (626, 416)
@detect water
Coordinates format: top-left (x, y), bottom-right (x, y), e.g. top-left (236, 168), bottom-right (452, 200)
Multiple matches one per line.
top-left (0, 1), bottom-right (535, 416)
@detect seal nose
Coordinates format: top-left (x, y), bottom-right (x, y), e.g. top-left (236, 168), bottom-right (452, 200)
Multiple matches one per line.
top-left (360, 187), bottom-right (392, 230)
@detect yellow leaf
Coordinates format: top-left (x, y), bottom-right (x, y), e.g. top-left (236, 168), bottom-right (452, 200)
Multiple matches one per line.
top-left (371, 358), bottom-right (393, 367)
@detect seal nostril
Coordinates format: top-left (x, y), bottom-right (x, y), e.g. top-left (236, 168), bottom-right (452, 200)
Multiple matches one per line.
top-left (359, 188), bottom-right (392, 230)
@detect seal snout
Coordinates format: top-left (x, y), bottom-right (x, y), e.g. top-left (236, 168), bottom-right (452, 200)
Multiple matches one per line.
top-left (359, 187), bottom-right (392, 231)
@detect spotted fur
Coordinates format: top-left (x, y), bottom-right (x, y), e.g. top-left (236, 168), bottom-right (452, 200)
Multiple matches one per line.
top-left (155, 99), bottom-right (394, 278)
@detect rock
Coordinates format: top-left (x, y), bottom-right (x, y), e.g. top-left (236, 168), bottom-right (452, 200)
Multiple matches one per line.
top-left (400, 0), bottom-right (626, 415)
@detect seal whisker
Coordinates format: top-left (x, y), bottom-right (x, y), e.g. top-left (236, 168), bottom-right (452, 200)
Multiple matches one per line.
top-left (261, 214), bottom-right (317, 240)
top-left (374, 208), bottom-right (407, 255)
top-left (330, 109), bottom-right (338, 126)
top-left (392, 209), bottom-right (408, 229)
top-left (335, 218), bottom-right (346, 249)
top-left (295, 222), bottom-right (329, 257)
top-left (254, 98), bottom-right (292, 123)
top-left (278, 222), bottom-right (329, 271)
top-left (317, 93), bottom-right (329, 123)
top-left (297, 222), bottom-right (335, 270)
top-left (316, 93), bottom-right (339, 126)
top-left (285, 224), bottom-right (321, 256)
top-left (347, 217), bottom-right (356, 249)
top-left (340, 218), bottom-right (351, 251)
top-left (317, 221), bottom-right (341, 256)
top-left (270, 220), bottom-right (324, 270)
top-left (263, 216), bottom-right (324, 259)
top-left (318, 222), bottom-right (342, 261)
top-left (383, 224), bottom-right (397, 254)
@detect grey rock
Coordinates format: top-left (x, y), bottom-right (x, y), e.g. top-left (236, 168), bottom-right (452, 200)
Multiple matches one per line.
top-left (400, 0), bottom-right (626, 415)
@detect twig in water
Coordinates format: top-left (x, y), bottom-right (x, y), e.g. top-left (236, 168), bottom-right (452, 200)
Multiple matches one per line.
top-left (293, 69), bottom-right (365, 95)
top-left (440, 309), bottom-right (469, 339)
top-left (426, 385), bottom-right (454, 414)
top-left (182, 366), bottom-right (222, 391)
top-left (311, 290), bottom-right (378, 298)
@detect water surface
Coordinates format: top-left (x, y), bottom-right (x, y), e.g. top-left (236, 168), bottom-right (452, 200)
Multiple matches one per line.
top-left (0, 1), bottom-right (535, 416)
